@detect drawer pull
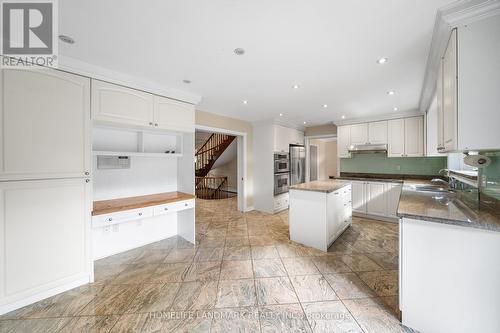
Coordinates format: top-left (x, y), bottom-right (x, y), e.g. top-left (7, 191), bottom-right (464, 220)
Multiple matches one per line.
top-left (107, 218), bottom-right (112, 222)
top-left (138, 212), bottom-right (142, 216)
top-left (164, 207), bottom-right (169, 211)
top-left (184, 203), bottom-right (188, 207)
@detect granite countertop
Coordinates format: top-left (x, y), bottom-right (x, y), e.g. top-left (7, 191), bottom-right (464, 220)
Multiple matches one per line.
top-left (334, 172), bottom-right (441, 184)
top-left (397, 186), bottom-right (500, 232)
top-left (289, 180), bottom-right (351, 193)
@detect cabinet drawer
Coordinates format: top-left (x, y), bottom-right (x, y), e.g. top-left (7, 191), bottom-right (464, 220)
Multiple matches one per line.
top-left (274, 193), bottom-right (289, 211)
top-left (92, 207), bottom-right (154, 228)
top-left (155, 199), bottom-right (195, 215)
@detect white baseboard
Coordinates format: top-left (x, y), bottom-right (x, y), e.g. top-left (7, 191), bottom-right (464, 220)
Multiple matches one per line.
top-left (353, 212), bottom-right (399, 223)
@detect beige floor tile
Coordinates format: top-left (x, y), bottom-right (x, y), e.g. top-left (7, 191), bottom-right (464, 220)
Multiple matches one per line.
top-left (59, 315), bottom-right (120, 333)
top-left (110, 312), bottom-right (212, 333)
top-left (225, 237), bottom-right (250, 247)
top-left (132, 249), bottom-right (169, 265)
top-left (125, 283), bottom-right (181, 313)
top-left (164, 248), bottom-right (197, 263)
top-left (251, 246), bottom-right (280, 259)
top-left (171, 281), bottom-right (218, 310)
top-left (340, 254), bottom-right (384, 272)
top-left (198, 237), bottom-right (226, 248)
top-left (0, 318), bottom-right (74, 333)
top-left (358, 270), bottom-right (399, 297)
top-left (93, 263), bottom-right (128, 285)
top-left (324, 273), bottom-right (376, 300)
top-left (194, 247), bottom-right (224, 262)
top-left (253, 259), bottom-right (287, 277)
top-left (282, 257), bottom-right (320, 275)
top-left (366, 252), bottom-right (399, 270)
top-left (79, 284), bottom-right (140, 316)
top-left (211, 307), bottom-right (260, 333)
top-left (150, 262), bottom-right (191, 282)
top-left (259, 303), bottom-right (312, 333)
top-left (311, 256), bottom-right (352, 274)
top-left (220, 260), bottom-right (254, 280)
top-left (216, 279), bottom-right (257, 308)
top-left (223, 246), bottom-right (252, 260)
top-left (111, 263), bottom-right (159, 285)
top-left (255, 277), bottom-right (298, 305)
top-left (184, 261), bottom-right (221, 281)
top-left (303, 300), bottom-right (363, 333)
top-left (290, 275), bottom-right (338, 303)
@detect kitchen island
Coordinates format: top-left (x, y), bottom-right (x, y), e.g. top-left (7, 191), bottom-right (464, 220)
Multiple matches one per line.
top-left (289, 180), bottom-right (352, 251)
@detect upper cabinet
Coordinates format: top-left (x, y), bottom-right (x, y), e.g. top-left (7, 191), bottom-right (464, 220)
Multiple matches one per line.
top-left (0, 68), bottom-right (91, 181)
top-left (337, 125), bottom-right (351, 158)
top-left (274, 125), bottom-right (304, 152)
top-left (91, 80), bottom-right (153, 127)
top-left (436, 15), bottom-right (500, 152)
top-left (350, 123), bottom-right (368, 146)
top-left (388, 116), bottom-right (424, 157)
top-left (91, 79), bottom-right (195, 133)
top-left (368, 121), bottom-right (388, 144)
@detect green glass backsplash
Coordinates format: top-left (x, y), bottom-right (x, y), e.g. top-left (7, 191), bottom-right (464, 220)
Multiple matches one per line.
top-left (479, 152), bottom-right (500, 200)
top-left (340, 154), bottom-right (447, 175)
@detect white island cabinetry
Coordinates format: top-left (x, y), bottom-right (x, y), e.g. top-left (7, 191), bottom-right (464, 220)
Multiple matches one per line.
top-left (289, 181), bottom-right (351, 252)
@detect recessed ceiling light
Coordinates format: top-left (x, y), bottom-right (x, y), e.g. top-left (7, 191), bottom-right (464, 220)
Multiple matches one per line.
top-left (242, 100), bottom-right (248, 105)
top-left (341, 115), bottom-right (346, 119)
top-left (387, 90), bottom-right (395, 95)
top-left (292, 84), bottom-right (300, 89)
top-left (393, 107), bottom-right (398, 111)
top-left (182, 79), bottom-right (191, 84)
top-left (279, 113), bottom-right (283, 117)
top-left (322, 104), bottom-right (328, 108)
top-left (59, 35), bottom-right (75, 44)
top-left (234, 48), bottom-right (245, 55)
top-left (377, 57), bottom-right (388, 64)
top-left (303, 121), bottom-right (307, 124)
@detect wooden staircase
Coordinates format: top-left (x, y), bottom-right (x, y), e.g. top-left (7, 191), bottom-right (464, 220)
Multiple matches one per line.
top-left (195, 133), bottom-right (236, 177)
top-left (195, 176), bottom-right (233, 199)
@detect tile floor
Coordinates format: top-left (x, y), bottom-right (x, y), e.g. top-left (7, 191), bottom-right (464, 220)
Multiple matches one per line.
top-left (0, 197), bottom-right (413, 332)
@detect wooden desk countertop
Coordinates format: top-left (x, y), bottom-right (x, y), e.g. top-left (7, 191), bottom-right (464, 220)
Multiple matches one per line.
top-left (92, 191), bottom-right (195, 216)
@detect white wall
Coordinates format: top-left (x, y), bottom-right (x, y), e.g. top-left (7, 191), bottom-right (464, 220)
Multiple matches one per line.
top-left (92, 157), bottom-right (177, 200)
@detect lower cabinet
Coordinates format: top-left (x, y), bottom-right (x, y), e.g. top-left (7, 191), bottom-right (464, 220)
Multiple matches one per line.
top-left (273, 193), bottom-right (289, 212)
top-left (351, 180), bottom-right (402, 221)
top-left (0, 178), bottom-right (91, 315)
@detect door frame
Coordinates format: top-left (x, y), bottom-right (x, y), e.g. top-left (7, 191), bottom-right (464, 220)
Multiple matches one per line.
top-left (309, 144), bottom-right (319, 181)
top-left (304, 134), bottom-right (338, 182)
top-left (195, 125), bottom-right (248, 212)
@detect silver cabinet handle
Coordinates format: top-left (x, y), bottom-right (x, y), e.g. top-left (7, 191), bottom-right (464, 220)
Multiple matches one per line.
top-left (138, 212), bottom-right (142, 216)
top-left (164, 207), bottom-right (169, 211)
top-left (154, 123), bottom-right (158, 127)
top-left (149, 122), bottom-right (153, 125)
top-left (184, 203), bottom-right (188, 206)
top-left (85, 172), bottom-right (89, 175)
top-left (85, 179), bottom-right (90, 183)
top-left (108, 218), bottom-right (112, 222)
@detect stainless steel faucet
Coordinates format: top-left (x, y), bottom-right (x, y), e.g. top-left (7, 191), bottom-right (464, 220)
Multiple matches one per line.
top-left (431, 178), bottom-right (450, 186)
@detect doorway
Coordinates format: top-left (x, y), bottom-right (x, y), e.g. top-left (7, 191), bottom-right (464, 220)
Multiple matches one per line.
top-left (310, 145), bottom-right (318, 181)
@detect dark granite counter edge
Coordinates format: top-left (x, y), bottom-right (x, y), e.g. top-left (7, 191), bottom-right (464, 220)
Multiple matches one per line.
top-left (338, 172), bottom-right (444, 181)
top-left (397, 212), bottom-right (500, 233)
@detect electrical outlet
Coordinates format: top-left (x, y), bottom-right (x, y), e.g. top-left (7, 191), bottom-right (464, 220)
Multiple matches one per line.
top-left (112, 224), bottom-right (119, 232)
top-left (396, 165), bottom-right (401, 171)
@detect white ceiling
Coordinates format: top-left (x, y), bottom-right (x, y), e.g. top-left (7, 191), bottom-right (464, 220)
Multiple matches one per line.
top-left (59, 0), bottom-right (456, 126)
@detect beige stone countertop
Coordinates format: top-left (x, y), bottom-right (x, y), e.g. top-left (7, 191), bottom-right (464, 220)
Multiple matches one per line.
top-left (289, 180), bottom-right (351, 193)
top-left (397, 186), bottom-right (500, 232)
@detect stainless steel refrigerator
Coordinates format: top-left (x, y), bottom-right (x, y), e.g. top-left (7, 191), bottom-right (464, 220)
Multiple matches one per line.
top-left (289, 145), bottom-right (305, 185)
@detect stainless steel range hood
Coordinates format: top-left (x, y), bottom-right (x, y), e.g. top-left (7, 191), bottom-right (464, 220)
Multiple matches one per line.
top-left (348, 143), bottom-right (387, 153)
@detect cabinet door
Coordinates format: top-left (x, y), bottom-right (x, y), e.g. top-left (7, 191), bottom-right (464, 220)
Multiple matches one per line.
top-left (337, 126), bottom-right (351, 158)
top-left (0, 68), bottom-right (90, 181)
top-left (436, 60), bottom-right (445, 151)
top-left (351, 181), bottom-right (366, 214)
top-left (366, 182), bottom-right (387, 216)
top-left (350, 123), bottom-right (368, 145)
top-left (368, 121), bottom-right (388, 144)
top-left (388, 119), bottom-right (405, 157)
top-left (404, 117), bottom-right (424, 157)
top-left (273, 125), bottom-right (289, 152)
top-left (387, 183), bottom-right (402, 218)
top-left (0, 178), bottom-right (90, 301)
top-left (153, 96), bottom-right (195, 133)
top-left (442, 29), bottom-right (458, 151)
top-left (91, 79), bottom-right (154, 127)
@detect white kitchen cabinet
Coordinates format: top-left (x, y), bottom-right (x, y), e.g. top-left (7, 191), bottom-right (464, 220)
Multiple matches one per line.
top-left (273, 192), bottom-right (289, 212)
top-left (388, 117), bottom-right (423, 157)
top-left (153, 96), bottom-right (195, 133)
top-left (0, 68), bottom-right (91, 181)
top-left (386, 183), bottom-right (402, 218)
top-left (366, 182), bottom-right (387, 216)
top-left (368, 121), bottom-right (388, 144)
top-left (388, 119), bottom-right (406, 157)
top-left (442, 29), bottom-right (458, 152)
top-left (337, 125), bottom-right (351, 158)
top-left (404, 117), bottom-right (424, 157)
top-left (0, 178), bottom-right (91, 314)
top-left (273, 125), bottom-right (304, 152)
top-left (351, 181), bottom-right (366, 214)
top-left (435, 15), bottom-right (500, 152)
top-left (350, 123), bottom-right (368, 146)
top-left (351, 180), bottom-right (401, 222)
top-left (91, 79), bottom-right (154, 127)
top-left (436, 61), bottom-right (445, 151)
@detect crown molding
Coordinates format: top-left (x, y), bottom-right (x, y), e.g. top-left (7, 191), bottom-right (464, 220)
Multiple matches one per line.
top-left (57, 55), bottom-right (202, 105)
top-left (419, 0), bottom-right (500, 113)
top-left (333, 109), bottom-right (424, 126)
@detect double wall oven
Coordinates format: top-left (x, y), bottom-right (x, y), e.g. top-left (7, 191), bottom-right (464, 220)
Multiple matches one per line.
top-left (274, 152), bottom-right (290, 195)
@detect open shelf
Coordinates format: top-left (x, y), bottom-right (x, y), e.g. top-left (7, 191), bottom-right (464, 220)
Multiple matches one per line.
top-left (92, 126), bottom-right (183, 158)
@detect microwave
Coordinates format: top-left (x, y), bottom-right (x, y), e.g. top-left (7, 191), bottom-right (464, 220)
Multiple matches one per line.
top-left (274, 152), bottom-right (289, 173)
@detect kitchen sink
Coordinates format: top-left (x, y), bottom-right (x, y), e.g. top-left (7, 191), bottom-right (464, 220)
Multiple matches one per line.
top-left (412, 185), bottom-right (454, 193)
